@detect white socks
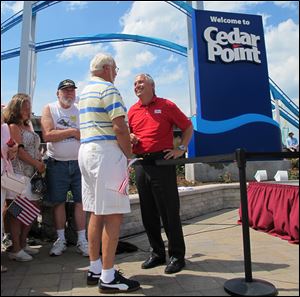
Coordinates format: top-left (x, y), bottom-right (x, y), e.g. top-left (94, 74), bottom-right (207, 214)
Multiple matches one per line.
top-left (57, 229), bottom-right (65, 241)
top-left (101, 268), bottom-right (115, 283)
top-left (57, 229), bottom-right (87, 242)
top-left (89, 259), bottom-right (115, 283)
top-left (89, 258), bottom-right (102, 274)
top-left (77, 229), bottom-right (86, 243)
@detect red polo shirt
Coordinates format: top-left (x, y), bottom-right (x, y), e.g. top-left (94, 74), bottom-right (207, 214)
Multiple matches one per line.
top-left (128, 96), bottom-right (192, 154)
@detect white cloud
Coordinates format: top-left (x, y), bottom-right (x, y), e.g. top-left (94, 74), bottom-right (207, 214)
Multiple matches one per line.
top-left (274, 1), bottom-right (298, 9)
top-left (57, 43), bottom-right (110, 61)
top-left (167, 54), bottom-right (179, 64)
top-left (155, 65), bottom-right (185, 85)
top-left (1, 1), bottom-right (23, 15)
top-left (115, 1), bottom-right (187, 68)
top-left (66, 1), bottom-right (88, 11)
top-left (113, 1), bottom-right (189, 111)
top-left (133, 51), bottom-right (157, 68)
top-left (265, 19), bottom-right (299, 101)
top-left (203, 1), bottom-right (267, 12)
top-left (120, 2), bottom-right (186, 43)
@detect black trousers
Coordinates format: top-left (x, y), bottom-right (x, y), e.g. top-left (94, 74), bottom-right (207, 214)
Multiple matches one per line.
top-left (134, 155), bottom-right (185, 260)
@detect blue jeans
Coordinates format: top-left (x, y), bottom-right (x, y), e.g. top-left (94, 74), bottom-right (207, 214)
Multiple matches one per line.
top-left (45, 157), bottom-right (82, 204)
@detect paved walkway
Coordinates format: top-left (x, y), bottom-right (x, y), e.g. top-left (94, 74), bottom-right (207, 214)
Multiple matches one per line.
top-left (1, 208), bottom-right (299, 296)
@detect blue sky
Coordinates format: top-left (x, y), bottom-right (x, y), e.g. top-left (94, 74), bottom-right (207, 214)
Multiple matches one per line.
top-left (1, 1), bottom-right (299, 137)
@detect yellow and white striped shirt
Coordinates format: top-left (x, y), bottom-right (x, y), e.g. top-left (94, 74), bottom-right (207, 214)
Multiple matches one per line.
top-left (79, 76), bottom-right (127, 143)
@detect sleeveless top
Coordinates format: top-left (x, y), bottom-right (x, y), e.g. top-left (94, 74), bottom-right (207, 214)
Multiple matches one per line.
top-left (12, 127), bottom-right (41, 178)
top-left (46, 101), bottom-right (80, 161)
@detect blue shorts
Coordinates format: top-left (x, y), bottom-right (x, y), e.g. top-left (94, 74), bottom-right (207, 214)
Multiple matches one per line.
top-left (45, 157), bottom-right (82, 204)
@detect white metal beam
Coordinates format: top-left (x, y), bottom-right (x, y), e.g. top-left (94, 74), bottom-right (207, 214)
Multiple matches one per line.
top-left (186, 1), bottom-right (203, 117)
top-left (18, 1), bottom-right (36, 103)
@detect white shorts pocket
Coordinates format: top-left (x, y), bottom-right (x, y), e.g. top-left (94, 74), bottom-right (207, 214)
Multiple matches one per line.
top-left (104, 152), bottom-right (127, 192)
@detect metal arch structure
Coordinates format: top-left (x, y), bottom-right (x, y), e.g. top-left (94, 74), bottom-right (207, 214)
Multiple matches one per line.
top-left (1, 33), bottom-right (187, 60)
top-left (1, 1), bottom-right (299, 130)
top-left (1, 1), bottom-right (191, 35)
top-left (269, 78), bottom-right (299, 118)
top-left (1, 1), bottom-right (60, 34)
top-left (166, 1), bottom-right (193, 16)
top-left (0, 0), bottom-right (195, 105)
top-left (271, 101), bottom-right (299, 128)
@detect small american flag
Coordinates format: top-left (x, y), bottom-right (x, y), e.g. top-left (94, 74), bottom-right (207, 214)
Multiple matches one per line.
top-left (7, 195), bottom-right (40, 226)
top-left (118, 158), bottom-right (143, 195)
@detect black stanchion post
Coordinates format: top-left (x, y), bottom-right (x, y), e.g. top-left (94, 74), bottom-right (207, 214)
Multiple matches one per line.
top-left (236, 148), bottom-right (252, 282)
top-left (223, 149), bottom-right (278, 296)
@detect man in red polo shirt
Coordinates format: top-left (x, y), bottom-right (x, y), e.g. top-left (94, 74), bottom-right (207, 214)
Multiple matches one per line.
top-left (128, 74), bottom-right (193, 274)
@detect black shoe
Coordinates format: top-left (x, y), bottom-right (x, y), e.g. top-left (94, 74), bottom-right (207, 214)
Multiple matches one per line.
top-left (141, 254), bottom-right (166, 269)
top-left (87, 270), bottom-right (101, 286)
top-left (164, 257), bottom-right (185, 274)
top-left (99, 270), bottom-right (140, 293)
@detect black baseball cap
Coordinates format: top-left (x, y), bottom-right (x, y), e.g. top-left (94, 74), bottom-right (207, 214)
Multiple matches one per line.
top-left (57, 79), bottom-right (77, 90)
top-left (288, 132), bottom-right (294, 136)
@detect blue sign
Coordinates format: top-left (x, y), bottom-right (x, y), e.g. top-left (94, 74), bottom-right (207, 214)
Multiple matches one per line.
top-left (188, 9), bottom-right (282, 157)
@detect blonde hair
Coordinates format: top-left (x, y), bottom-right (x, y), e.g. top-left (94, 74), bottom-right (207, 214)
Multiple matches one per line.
top-left (1, 105), bottom-right (5, 125)
top-left (90, 53), bottom-right (115, 74)
top-left (3, 93), bottom-right (31, 126)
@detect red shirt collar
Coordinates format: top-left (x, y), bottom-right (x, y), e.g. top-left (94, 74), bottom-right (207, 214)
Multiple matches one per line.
top-left (138, 96), bottom-right (157, 107)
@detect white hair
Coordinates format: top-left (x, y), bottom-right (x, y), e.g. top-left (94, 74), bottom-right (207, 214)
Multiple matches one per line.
top-left (136, 73), bottom-right (155, 86)
top-left (136, 73), bottom-right (156, 95)
top-left (90, 53), bottom-right (115, 73)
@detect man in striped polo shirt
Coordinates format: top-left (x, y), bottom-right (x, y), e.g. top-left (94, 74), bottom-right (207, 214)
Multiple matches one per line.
top-left (78, 53), bottom-right (140, 293)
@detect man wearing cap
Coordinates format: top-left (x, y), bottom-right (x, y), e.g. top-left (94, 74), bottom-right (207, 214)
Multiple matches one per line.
top-left (41, 79), bottom-right (89, 257)
top-left (286, 132), bottom-right (299, 152)
top-left (78, 53), bottom-right (140, 293)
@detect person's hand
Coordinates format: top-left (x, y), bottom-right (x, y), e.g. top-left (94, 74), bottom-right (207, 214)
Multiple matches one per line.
top-left (7, 144), bottom-right (18, 160)
top-left (163, 149), bottom-right (185, 160)
top-left (72, 128), bottom-right (81, 140)
top-left (130, 133), bottom-right (139, 145)
top-left (35, 160), bottom-right (46, 174)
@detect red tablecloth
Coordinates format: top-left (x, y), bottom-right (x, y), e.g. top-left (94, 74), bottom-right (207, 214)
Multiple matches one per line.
top-left (239, 182), bottom-right (299, 244)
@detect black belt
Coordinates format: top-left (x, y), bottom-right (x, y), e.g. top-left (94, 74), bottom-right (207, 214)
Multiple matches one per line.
top-left (136, 151), bottom-right (166, 160)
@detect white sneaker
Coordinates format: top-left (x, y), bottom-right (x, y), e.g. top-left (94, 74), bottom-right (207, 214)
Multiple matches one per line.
top-left (24, 244), bottom-right (39, 255)
top-left (76, 239), bottom-right (89, 257)
top-left (8, 249), bottom-right (33, 262)
top-left (49, 238), bottom-right (67, 256)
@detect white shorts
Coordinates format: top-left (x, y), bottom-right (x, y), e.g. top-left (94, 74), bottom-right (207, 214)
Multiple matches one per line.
top-left (6, 174), bottom-right (40, 201)
top-left (78, 141), bottom-right (131, 215)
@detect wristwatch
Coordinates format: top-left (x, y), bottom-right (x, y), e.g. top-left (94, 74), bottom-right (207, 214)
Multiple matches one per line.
top-left (177, 145), bottom-right (187, 152)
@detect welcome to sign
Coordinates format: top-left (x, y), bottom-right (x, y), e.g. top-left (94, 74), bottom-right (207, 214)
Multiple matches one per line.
top-left (188, 10), bottom-right (282, 157)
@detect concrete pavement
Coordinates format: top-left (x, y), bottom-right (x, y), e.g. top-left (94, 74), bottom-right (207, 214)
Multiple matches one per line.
top-left (1, 208), bottom-right (299, 296)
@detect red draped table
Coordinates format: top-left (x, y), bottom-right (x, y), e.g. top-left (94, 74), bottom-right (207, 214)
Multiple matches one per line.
top-left (239, 182), bottom-right (299, 244)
